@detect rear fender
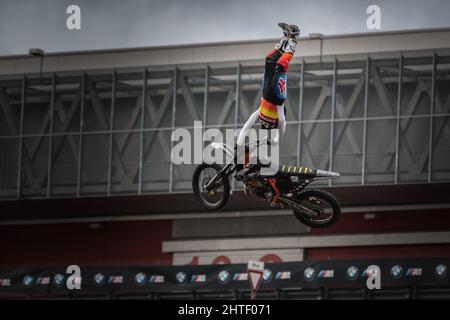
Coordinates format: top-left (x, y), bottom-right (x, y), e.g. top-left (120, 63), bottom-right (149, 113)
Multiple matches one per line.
top-left (315, 169), bottom-right (340, 178)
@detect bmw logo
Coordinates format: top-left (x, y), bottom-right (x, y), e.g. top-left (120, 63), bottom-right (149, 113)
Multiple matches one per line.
top-left (304, 267), bottom-right (316, 281)
top-left (435, 264), bottom-right (448, 279)
top-left (390, 265), bottom-right (403, 279)
top-left (176, 272), bottom-right (187, 285)
top-left (94, 273), bottom-right (106, 286)
top-left (22, 275), bottom-right (34, 288)
top-left (346, 266), bottom-right (359, 280)
top-left (53, 274), bottom-right (65, 287)
top-left (218, 270), bottom-right (230, 284)
top-left (134, 272), bottom-right (147, 286)
top-left (262, 269), bottom-right (273, 283)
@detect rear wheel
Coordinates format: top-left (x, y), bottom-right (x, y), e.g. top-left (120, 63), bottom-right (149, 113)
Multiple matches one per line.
top-left (293, 189), bottom-right (341, 228)
top-left (192, 163), bottom-right (230, 210)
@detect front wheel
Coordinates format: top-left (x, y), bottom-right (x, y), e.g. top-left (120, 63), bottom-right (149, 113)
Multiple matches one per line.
top-left (192, 163), bottom-right (230, 210)
top-left (293, 189), bottom-right (341, 228)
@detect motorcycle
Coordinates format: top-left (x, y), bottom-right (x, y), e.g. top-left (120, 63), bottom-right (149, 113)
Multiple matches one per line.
top-left (192, 139), bottom-right (342, 228)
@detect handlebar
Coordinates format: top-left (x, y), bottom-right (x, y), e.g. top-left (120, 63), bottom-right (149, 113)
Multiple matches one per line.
top-left (243, 138), bottom-right (272, 148)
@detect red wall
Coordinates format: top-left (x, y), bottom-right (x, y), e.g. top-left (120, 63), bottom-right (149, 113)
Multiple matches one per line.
top-left (2, 209), bottom-right (450, 267)
top-left (0, 220), bottom-right (172, 268)
top-left (306, 209), bottom-right (450, 261)
top-left (311, 209), bottom-right (450, 235)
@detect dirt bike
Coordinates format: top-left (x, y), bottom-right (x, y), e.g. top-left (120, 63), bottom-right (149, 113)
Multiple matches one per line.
top-left (192, 139), bottom-right (342, 228)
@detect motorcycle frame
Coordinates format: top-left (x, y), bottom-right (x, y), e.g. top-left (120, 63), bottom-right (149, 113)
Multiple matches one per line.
top-left (204, 141), bottom-right (339, 193)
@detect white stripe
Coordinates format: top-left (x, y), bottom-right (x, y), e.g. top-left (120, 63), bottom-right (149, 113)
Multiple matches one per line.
top-left (162, 231), bottom-right (450, 253)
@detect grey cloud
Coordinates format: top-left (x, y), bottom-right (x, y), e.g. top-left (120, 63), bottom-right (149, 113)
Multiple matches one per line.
top-left (0, 0), bottom-right (449, 55)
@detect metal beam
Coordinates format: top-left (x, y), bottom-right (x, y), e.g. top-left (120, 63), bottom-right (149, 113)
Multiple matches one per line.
top-left (76, 73), bottom-right (86, 197)
top-left (329, 57), bottom-right (337, 186)
top-left (115, 95), bottom-right (143, 149)
top-left (233, 64), bottom-right (241, 191)
top-left (320, 67), bottom-right (366, 171)
top-left (17, 76), bottom-right (26, 198)
top-left (107, 71), bottom-right (116, 196)
top-left (50, 87), bottom-right (82, 161)
top-left (371, 64), bottom-right (396, 116)
top-left (413, 82), bottom-right (450, 175)
top-left (428, 52), bottom-right (437, 183)
top-left (203, 65), bottom-right (209, 125)
top-left (179, 74), bottom-right (201, 122)
top-left (46, 74), bottom-right (56, 197)
top-left (0, 81), bottom-right (40, 191)
top-left (303, 85), bottom-right (331, 137)
top-left (371, 65), bottom-right (417, 174)
top-left (169, 67), bottom-right (178, 193)
top-left (24, 83), bottom-right (88, 191)
top-left (361, 57), bottom-right (370, 184)
top-left (215, 90), bottom-right (236, 126)
top-left (138, 69), bottom-right (147, 194)
top-left (239, 87), bottom-right (259, 122)
top-left (28, 102), bottom-right (52, 160)
top-left (395, 56), bottom-right (403, 184)
top-left (297, 58), bottom-right (304, 167)
top-left (284, 93), bottom-right (298, 122)
top-left (130, 78), bottom-right (174, 184)
top-left (86, 77), bottom-right (130, 185)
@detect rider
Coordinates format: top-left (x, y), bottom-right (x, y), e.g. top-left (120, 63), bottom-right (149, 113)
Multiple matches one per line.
top-left (236, 23), bottom-right (300, 176)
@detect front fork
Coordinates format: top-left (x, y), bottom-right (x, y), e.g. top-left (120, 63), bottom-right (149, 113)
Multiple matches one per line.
top-left (204, 162), bottom-right (235, 191)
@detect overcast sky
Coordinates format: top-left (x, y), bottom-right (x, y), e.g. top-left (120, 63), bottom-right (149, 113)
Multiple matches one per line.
top-left (1, 0), bottom-right (450, 56)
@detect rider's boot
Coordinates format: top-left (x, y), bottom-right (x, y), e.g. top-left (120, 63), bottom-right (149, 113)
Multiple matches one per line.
top-left (285, 24), bottom-right (300, 54)
top-left (289, 24), bottom-right (300, 39)
top-left (275, 22), bottom-right (290, 52)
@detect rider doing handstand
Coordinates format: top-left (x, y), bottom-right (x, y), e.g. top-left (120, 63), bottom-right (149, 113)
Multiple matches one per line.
top-left (236, 23), bottom-right (300, 178)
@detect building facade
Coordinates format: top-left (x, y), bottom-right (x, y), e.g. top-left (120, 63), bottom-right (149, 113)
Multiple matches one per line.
top-left (0, 29), bottom-right (450, 280)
